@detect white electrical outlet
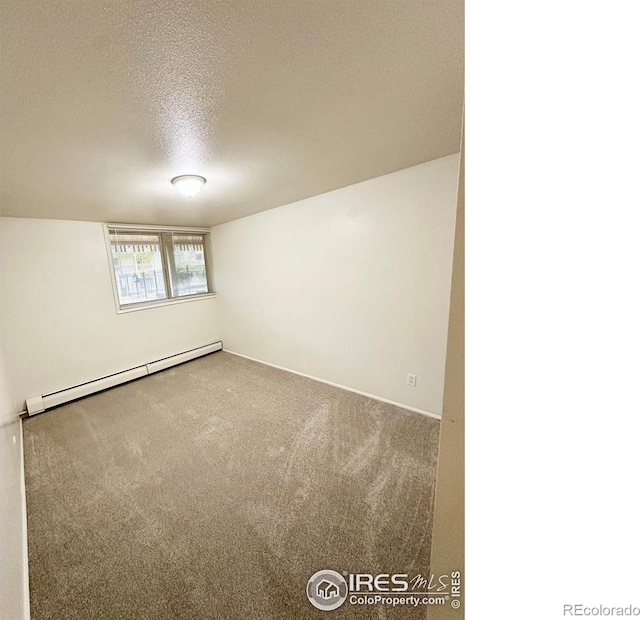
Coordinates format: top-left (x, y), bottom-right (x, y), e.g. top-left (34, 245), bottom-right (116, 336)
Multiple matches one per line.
top-left (407, 374), bottom-right (417, 387)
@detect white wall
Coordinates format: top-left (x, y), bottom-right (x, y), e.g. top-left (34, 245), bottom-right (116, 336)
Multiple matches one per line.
top-left (211, 154), bottom-right (460, 415)
top-left (0, 218), bottom-right (221, 408)
top-left (0, 215), bottom-right (29, 619)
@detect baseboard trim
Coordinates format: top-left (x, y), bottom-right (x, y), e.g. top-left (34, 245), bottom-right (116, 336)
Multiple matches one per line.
top-left (19, 419), bottom-right (30, 620)
top-left (223, 349), bottom-right (442, 421)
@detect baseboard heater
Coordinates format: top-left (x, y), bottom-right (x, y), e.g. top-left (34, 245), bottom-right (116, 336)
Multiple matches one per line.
top-left (24, 341), bottom-right (222, 416)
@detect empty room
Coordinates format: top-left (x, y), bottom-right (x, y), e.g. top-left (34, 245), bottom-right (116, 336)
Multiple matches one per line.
top-left (0, 1), bottom-right (464, 619)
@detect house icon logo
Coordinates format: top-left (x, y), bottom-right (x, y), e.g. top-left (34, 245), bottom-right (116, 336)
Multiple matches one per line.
top-left (306, 570), bottom-right (348, 611)
top-left (317, 580), bottom-right (339, 599)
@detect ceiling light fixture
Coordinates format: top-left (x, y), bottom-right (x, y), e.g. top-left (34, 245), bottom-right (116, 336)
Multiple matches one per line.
top-left (171, 175), bottom-right (206, 197)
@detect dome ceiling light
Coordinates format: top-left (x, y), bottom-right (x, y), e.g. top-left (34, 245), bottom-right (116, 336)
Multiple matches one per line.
top-left (171, 175), bottom-right (206, 197)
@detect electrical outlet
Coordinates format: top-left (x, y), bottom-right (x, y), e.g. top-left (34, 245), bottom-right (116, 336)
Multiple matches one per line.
top-left (407, 374), bottom-right (417, 387)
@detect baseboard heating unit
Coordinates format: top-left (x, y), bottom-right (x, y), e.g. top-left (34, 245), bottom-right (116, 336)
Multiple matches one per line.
top-left (24, 341), bottom-right (222, 416)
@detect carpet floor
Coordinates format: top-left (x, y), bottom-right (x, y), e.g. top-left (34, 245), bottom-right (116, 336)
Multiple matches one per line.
top-left (23, 351), bottom-right (440, 619)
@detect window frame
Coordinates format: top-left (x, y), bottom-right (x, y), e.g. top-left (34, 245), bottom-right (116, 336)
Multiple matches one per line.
top-left (103, 224), bottom-right (216, 314)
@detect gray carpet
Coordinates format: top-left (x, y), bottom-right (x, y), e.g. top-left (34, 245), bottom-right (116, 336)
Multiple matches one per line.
top-left (23, 351), bottom-right (440, 619)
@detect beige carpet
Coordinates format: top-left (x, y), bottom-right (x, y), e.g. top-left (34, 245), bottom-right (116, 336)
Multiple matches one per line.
top-left (23, 351), bottom-right (440, 619)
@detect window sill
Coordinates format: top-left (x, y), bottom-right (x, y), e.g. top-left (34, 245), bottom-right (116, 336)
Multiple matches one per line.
top-left (115, 292), bottom-right (217, 315)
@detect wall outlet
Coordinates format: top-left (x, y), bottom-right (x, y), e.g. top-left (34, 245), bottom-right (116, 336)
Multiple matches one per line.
top-left (407, 374), bottom-right (417, 387)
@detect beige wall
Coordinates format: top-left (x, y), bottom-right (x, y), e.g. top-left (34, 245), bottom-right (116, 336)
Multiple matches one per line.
top-left (0, 218), bottom-right (221, 408)
top-left (211, 155), bottom-right (460, 415)
top-left (0, 216), bottom-right (29, 619)
top-left (428, 131), bottom-right (464, 618)
top-left (0, 346), bottom-right (28, 620)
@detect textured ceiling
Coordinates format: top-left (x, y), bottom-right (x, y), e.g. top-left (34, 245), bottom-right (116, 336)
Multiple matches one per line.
top-left (0, 1), bottom-right (463, 227)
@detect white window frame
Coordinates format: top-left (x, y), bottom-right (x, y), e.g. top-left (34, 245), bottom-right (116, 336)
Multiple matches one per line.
top-left (103, 224), bottom-right (216, 314)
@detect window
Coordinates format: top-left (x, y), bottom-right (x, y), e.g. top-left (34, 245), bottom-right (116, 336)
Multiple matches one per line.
top-left (106, 225), bottom-right (214, 311)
